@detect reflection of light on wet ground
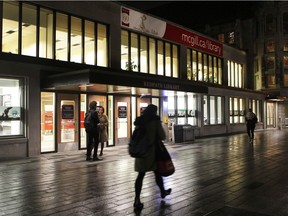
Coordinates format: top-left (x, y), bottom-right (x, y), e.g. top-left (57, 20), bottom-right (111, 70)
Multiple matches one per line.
top-left (1, 130), bottom-right (288, 215)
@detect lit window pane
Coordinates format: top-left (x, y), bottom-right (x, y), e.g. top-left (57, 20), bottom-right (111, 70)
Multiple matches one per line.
top-left (131, 33), bottom-right (138, 71)
top-left (121, 30), bottom-right (128, 70)
top-left (2, 2), bottom-right (19, 54)
top-left (85, 20), bottom-right (95, 65)
top-left (157, 41), bottom-right (164, 75)
top-left (56, 13), bottom-right (68, 61)
top-left (172, 45), bottom-right (178, 78)
top-left (41, 92), bottom-right (55, 152)
top-left (149, 38), bottom-right (156, 74)
top-left (22, 3), bottom-right (36, 57)
top-left (140, 35), bottom-right (148, 73)
top-left (165, 43), bottom-right (171, 77)
top-left (71, 16), bottom-right (82, 63)
top-left (97, 24), bottom-right (108, 67)
top-left (40, 8), bottom-right (53, 59)
top-left (0, 78), bottom-right (23, 136)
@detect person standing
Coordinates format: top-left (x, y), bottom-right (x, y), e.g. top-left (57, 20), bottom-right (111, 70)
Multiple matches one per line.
top-left (133, 104), bottom-right (172, 212)
top-left (98, 106), bottom-right (108, 156)
top-left (85, 101), bottom-right (102, 161)
top-left (245, 108), bottom-right (257, 143)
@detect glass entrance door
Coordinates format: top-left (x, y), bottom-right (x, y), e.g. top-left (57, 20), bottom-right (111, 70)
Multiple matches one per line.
top-left (57, 93), bottom-right (79, 151)
top-left (114, 96), bottom-right (131, 145)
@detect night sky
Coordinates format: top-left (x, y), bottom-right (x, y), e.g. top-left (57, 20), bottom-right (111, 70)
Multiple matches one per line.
top-left (120, 1), bottom-right (259, 32)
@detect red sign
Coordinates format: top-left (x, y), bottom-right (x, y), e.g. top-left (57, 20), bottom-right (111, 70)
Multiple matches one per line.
top-left (163, 23), bottom-right (223, 56)
top-left (44, 111), bottom-right (53, 131)
top-left (80, 111), bottom-right (84, 128)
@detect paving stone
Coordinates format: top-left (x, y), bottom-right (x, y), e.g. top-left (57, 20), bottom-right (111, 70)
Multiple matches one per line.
top-left (1, 130), bottom-right (288, 215)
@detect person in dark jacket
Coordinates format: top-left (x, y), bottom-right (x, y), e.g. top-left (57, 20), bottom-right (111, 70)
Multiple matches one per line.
top-left (133, 104), bottom-right (172, 212)
top-left (245, 108), bottom-right (257, 143)
top-left (86, 101), bottom-right (102, 161)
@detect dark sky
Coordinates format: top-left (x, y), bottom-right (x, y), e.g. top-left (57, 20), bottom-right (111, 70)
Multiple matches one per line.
top-left (120, 1), bottom-right (259, 31)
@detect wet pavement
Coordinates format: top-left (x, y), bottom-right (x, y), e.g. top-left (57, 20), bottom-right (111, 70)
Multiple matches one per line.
top-left (1, 129), bottom-right (288, 216)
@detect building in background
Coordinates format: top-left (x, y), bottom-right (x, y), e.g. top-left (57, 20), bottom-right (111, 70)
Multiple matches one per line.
top-left (202, 1), bottom-right (288, 129)
top-left (0, 1), bottom-right (266, 159)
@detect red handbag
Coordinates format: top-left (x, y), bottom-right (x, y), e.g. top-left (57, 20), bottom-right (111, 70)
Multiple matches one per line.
top-left (156, 141), bottom-right (175, 177)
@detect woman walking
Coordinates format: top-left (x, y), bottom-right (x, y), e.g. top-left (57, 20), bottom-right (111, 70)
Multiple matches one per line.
top-left (133, 104), bottom-right (172, 212)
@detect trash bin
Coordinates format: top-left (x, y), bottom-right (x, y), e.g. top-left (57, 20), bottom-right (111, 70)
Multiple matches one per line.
top-left (173, 124), bottom-right (183, 143)
top-left (183, 124), bottom-right (194, 142)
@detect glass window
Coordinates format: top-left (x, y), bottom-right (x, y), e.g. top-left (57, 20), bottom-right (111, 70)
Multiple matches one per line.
top-left (213, 57), bottom-right (218, 83)
top-left (203, 95), bottom-right (208, 125)
top-left (230, 97), bottom-right (246, 124)
top-left (121, 30), bottom-right (129, 70)
top-left (80, 94), bottom-right (87, 149)
top-left (218, 59), bottom-right (222, 85)
top-left (71, 16), bottom-right (82, 63)
top-left (177, 92), bottom-right (185, 124)
top-left (227, 31), bottom-right (235, 44)
top-left (131, 33), bottom-right (138, 71)
top-left (172, 45), bottom-right (178, 78)
top-left (56, 13), bottom-right (68, 61)
top-left (2, 2), bottom-right (19, 54)
top-left (97, 23), bottom-right (108, 67)
top-left (149, 38), bottom-right (156, 74)
top-left (209, 55), bottom-right (213, 82)
top-left (228, 60), bottom-right (243, 88)
top-left (210, 96), bottom-right (216, 124)
top-left (217, 96), bottom-right (223, 124)
top-left (0, 78), bottom-right (23, 136)
top-left (203, 54), bottom-right (208, 82)
top-left (284, 70), bottom-right (288, 86)
top-left (39, 8), bottom-right (53, 59)
top-left (84, 20), bottom-right (95, 65)
top-left (41, 92), bottom-right (55, 152)
top-left (192, 50), bottom-right (197, 81)
top-left (198, 52), bottom-right (203, 81)
top-left (157, 40), bottom-right (164, 75)
top-left (187, 93), bottom-right (197, 126)
top-left (218, 33), bottom-right (225, 43)
top-left (284, 56), bottom-right (288, 69)
top-left (22, 3), bottom-right (36, 57)
top-left (284, 39), bottom-right (288, 51)
top-left (187, 50), bottom-right (191, 80)
top-left (140, 35), bottom-right (148, 73)
top-left (165, 43), bottom-right (171, 77)
top-left (265, 40), bottom-right (275, 53)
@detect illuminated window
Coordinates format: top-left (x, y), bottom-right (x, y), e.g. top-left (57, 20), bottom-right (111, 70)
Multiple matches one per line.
top-left (0, 78), bottom-right (23, 136)
top-left (2, 1), bottom-right (19, 54)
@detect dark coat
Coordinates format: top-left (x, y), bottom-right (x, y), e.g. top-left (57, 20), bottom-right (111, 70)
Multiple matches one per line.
top-left (134, 115), bottom-right (166, 172)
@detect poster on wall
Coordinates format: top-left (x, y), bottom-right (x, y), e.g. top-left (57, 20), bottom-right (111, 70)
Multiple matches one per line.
top-left (62, 105), bottom-right (74, 119)
top-left (118, 106), bottom-right (127, 118)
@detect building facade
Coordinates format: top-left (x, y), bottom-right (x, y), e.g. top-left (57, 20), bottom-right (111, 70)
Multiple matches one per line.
top-left (0, 1), bottom-right (267, 159)
top-left (203, 1), bottom-right (288, 129)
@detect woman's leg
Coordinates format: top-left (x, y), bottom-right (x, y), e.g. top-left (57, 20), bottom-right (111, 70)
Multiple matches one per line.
top-left (100, 142), bottom-right (104, 155)
top-left (135, 172), bottom-right (145, 202)
top-left (154, 171), bottom-right (172, 199)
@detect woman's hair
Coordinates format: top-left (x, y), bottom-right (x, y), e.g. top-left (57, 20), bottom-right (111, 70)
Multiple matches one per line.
top-left (99, 106), bottom-right (105, 113)
top-left (143, 104), bottom-right (157, 116)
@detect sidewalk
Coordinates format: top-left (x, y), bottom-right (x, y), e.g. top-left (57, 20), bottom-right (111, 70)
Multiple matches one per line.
top-left (0, 129), bottom-right (288, 215)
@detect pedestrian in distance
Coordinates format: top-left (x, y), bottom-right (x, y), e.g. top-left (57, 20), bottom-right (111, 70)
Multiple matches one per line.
top-left (85, 101), bottom-right (102, 161)
top-left (133, 104), bottom-right (172, 212)
top-left (245, 108), bottom-right (257, 143)
top-left (98, 106), bottom-right (108, 156)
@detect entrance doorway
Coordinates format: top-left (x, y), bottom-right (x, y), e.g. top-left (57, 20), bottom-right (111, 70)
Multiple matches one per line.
top-left (57, 93), bottom-right (79, 151)
top-left (114, 96), bottom-right (131, 145)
